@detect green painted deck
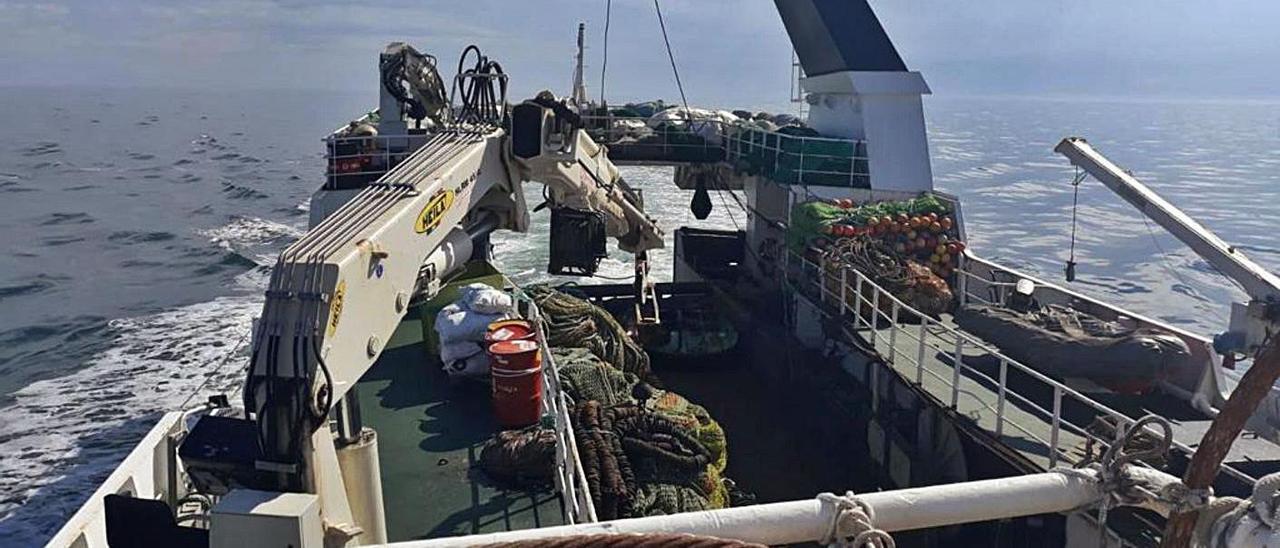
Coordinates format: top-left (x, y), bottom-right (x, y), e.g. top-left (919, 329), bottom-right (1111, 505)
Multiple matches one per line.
top-left (354, 320), bottom-right (564, 542)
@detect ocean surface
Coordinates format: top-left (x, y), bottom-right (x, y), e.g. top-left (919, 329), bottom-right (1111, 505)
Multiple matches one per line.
top-left (0, 87), bottom-right (1277, 544)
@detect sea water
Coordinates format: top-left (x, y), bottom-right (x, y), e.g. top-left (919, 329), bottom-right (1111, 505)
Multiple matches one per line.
top-left (0, 87), bottom-right (1277, 544)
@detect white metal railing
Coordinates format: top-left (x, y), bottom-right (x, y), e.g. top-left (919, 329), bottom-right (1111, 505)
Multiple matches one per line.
top-left (324, 133), bottom-right (435, 189)
top-left (580, 114), bottom-right (728, 164)
top-left (580, 114), bottom-right (870, 187)
top-left (790, 251), bottom-right (1256, 485)
top-left (722, 124), bottom-right (869, 187)
top-left (522, 297), bottom-right (599, 525)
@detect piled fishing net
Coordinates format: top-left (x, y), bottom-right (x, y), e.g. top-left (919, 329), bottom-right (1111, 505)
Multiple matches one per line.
top-left (573, 401), bottom-right (720, 519)
top-left (553, 347), bottom-right (640, 406)
top-left (630, 483), bottom-right (712, 517)
top-left (527, 285), bottom-right (652, 380)
top-left (645, 389), bottom-right (728, 474)
top-left (529, 285), bottom-right (736, 518)
top-left (821, 235), bottom-right (953, 316)
top-left (574, 400), bottom-right (635, 520)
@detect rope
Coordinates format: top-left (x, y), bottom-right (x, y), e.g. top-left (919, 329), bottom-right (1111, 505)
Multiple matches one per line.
top-left (653, 0), bottom-right (691, 119)
top-left (178, 328), bottom-right (252, 409)
top-left (480, 533), bottom-right (766, 548)
top-left (1065, 166), bottom-right (1084, 282)
top-left (1072, 414), bottom-right (1175, 546)
top-left (816, 491), bottom-right (894, 548)
top-left (599, 0), bottom-right (612, 105)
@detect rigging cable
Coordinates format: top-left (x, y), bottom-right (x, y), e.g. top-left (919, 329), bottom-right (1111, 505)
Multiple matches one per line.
top-left (600, 0), bottom-right (612, 105)
top-left (179, 328), bottom-right (251, 410)
top-left (1140, 216), bottom-right (1228, 323)
top-left (653, 0), bottom-right (691, 117)
top-left (1066, 166), bottom-right (1084, 282)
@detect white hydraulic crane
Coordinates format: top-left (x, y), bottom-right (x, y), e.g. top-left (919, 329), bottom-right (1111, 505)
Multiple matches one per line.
top-left (1054, 137), bottom-right (1280, 357)
top-left (178, 43), bottom-right (665, 547)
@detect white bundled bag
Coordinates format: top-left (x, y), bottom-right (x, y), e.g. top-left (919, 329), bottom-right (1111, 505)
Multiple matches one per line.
top-left (459, 283), bottom-right (514, 315)
top-left (435, 303), bottom-right (505, 344)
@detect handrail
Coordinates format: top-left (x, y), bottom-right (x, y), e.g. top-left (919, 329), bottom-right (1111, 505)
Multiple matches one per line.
top-left (518, 295), bottom-right (599, 524)
top-left (791, 250), bottom-right (1256, 484)
top-left (323, 133), bottom-right (437, 189)
top-left (578, 114), bottom-right (870, 185)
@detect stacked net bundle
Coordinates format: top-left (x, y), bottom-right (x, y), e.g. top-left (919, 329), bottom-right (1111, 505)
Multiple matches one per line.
top-left (528, 285), bottom-right (737, 519)
top-left (478, 425), bottom-right (557, 488)
top-left (527, 285), bottom-right (652, 380)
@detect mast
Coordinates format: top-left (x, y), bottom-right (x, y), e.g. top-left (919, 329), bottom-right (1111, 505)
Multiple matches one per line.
top-left (571, 22), bottom-right (589, 106)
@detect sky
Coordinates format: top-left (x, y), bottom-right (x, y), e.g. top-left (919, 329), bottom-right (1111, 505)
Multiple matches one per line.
top-left (1, 0), bottom-right (1278, 107)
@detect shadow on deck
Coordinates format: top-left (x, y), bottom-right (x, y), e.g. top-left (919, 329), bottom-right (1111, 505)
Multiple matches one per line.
top-left (355, 342), bottom-right (564, 542)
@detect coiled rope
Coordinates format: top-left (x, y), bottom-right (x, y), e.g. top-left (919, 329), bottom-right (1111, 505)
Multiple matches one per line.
top-left (1073, 414), bottom-right (1177, 547)
top-left (817, 491), bottom-right (895, 548)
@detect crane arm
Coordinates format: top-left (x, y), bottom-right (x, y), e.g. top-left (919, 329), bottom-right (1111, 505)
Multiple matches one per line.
top-left (246, 114), bottom-right (665, 471)
top-left (1054, 137), bottom-right (1280, 353)
top-left (244, 128), bottom-right (513, 467)
top-left (510, 96), bottom-right (665, 254)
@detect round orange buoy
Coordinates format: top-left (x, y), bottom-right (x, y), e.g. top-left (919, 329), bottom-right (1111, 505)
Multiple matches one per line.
top-left (485, 319), bottom-right (536, 345)
top-left (488, 339), bottom-right (543, 427)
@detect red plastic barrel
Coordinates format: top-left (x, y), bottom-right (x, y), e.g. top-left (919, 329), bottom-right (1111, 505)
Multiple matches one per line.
top-left (488, 339), bottom-right (543, 427)
top-left (485, 319), bottom-right (536, 345)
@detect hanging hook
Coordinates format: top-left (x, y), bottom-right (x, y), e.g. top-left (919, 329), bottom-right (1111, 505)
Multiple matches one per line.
top-left (1066, 166), bottom-right (1086, 282)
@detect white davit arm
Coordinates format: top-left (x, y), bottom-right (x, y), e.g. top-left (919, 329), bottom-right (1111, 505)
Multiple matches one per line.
top-left (1055, 137), bottom-right (1280, 353)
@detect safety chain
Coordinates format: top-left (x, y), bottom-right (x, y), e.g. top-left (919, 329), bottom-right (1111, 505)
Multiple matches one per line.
top-left (817, 491), bottom-right (895, 548)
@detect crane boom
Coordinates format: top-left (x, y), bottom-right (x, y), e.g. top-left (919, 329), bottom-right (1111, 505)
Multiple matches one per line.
top-left (1054, 136), bottom-right (1280, 354)
top-left (245, 128), bottom-right (510, 466)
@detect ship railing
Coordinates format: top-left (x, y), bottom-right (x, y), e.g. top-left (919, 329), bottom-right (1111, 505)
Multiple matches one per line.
top-left (791, 250), bottom-right (1256, 485)
top-left (580, 114), bottom-right (729, 165)
top-left (721, 124), bottom-right (870, 188)
top-left (580, 114), bottom-right (871, 187)
top-left (323, 132), bottom-right (436, 190)
top-left (522, 297), bottom-right (599, 525)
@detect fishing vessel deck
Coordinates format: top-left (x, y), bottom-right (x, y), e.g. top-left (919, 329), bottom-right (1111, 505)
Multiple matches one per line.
top-left (354, 337), bottom-right (566, 541)
top-left (789, 249), bottom-right (1278, 497)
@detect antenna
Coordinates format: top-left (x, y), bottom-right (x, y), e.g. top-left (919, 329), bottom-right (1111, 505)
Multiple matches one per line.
top-left (791, 49), bottom-right (807, 118)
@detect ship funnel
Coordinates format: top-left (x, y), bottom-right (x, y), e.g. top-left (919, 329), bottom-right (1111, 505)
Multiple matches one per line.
top-left (774, 0), bottom-right (935, 192)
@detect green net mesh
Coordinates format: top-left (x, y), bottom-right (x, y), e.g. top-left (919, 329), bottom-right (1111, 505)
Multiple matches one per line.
top-left (532, 286), bottom-right (734, 518)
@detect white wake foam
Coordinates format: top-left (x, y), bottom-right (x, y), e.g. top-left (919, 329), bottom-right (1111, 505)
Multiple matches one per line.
top-left (0, 295), bottom-right (259, 542)
top-left (198, 216), bottom-right (303, 266)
